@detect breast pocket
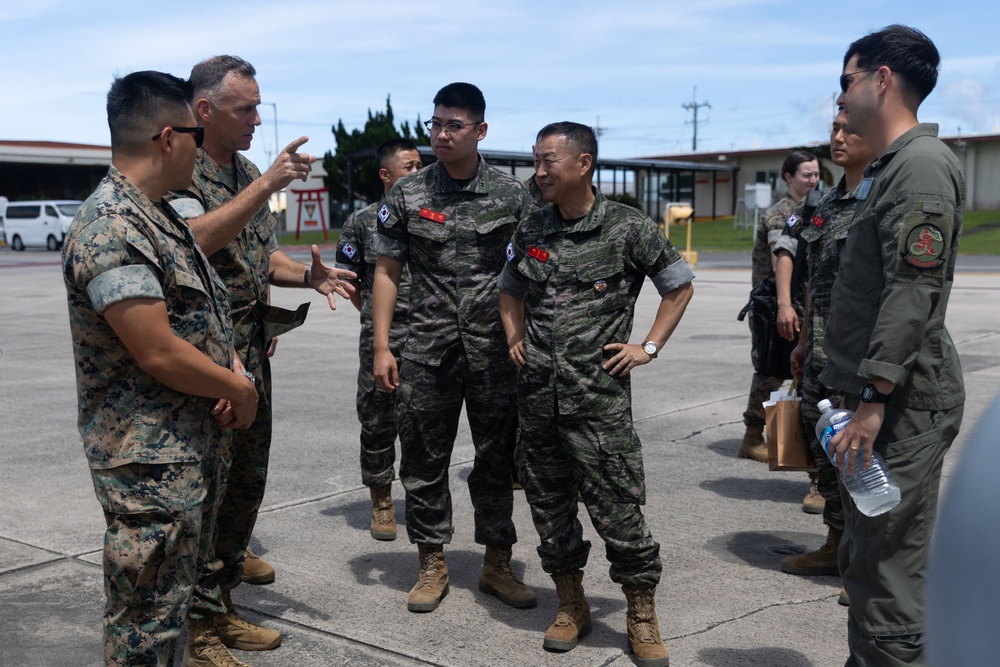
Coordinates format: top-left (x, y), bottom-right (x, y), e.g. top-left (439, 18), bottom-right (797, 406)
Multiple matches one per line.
top-left (472, 214), bottom-right (515, 268)
top-left (576, 251), bottom-right (629, 316)
top-left (409, 217), bottom-right (454, 244)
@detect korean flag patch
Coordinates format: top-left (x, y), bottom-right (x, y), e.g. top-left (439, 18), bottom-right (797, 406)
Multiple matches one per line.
top-left (342, 242), bottom-right (357, 260)
top-left (377, 204), bottom-right (390, 225)
top-left (505, 241), bottom-right (516, 263)
top-left (786, 214), bottom-right (798, 228)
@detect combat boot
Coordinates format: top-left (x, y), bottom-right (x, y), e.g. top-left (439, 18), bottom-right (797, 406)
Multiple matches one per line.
top-left (781, 525), bottom-right (842, 576)
top-left (622, 585), bottom-right (669, 667)
top-left (802, 473), bottom-right (825, 514)
top-left (738, 425), bottom-right (768, 463)
top-left (838, 584), bottom-right (849, 606)
top-left (479, 544), bottom-right (537, 608)
top-left (240, 548), bottom-right (274, 585)
top-left (182, 618), bottom-right (251, 667)
top-left (215, 591), bottom-right (281, 651)
top-left (369, 484), bottom-right (396, 541)
top-left (543, 571), bottom-right (591, 651)
top-left (408, 543), bottom-right (449, 612)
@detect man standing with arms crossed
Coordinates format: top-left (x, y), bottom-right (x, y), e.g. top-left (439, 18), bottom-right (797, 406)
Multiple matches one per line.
top-left (823, 26), bottom-right (964, 666)
top-left (172, 55), bottom-right (355, 665)
top-left (64, 70), bottom-right (258, 667)
top-left (336, 138), bottom-right (422, 540)
top-left (372, 82), bottom-right (536, 613)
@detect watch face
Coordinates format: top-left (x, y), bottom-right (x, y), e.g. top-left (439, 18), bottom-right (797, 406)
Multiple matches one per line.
top-left (861, 385), bottom-right (874, 401)
top-left (643, 343), bottom-right (657, 355)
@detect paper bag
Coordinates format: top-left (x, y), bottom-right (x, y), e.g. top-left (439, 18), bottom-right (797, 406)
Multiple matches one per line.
top-left (765, 385), bottom-right (817, 472)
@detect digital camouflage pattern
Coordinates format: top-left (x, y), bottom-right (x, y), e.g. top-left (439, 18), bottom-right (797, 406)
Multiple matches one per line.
top-left (63, 166), bottom-right (233, 665)
top-left (751, 194), bottom-right (797, 286)
top-left (336, 199), bottom-right (410, 486)
top-left (523, 173), bottom-right (546, 209)
top-left (499, 190), bottom-right (693, 587)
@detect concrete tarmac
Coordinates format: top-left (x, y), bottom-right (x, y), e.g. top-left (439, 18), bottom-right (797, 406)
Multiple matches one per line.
top-left (1, 246), bottom-right (998, 667)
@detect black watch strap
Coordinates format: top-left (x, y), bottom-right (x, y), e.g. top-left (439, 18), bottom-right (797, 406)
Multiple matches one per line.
top-left (860, 383), bottom-right (892, 403)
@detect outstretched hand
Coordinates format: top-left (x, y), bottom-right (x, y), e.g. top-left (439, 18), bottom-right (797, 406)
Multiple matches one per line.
top-left (308, 244), bottom-right (356, 310)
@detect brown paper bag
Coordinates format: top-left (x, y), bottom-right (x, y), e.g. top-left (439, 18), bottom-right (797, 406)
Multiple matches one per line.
top-left (765, 383), bottom-right (817, 472)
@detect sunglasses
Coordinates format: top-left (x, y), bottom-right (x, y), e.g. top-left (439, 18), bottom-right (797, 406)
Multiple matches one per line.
top-left (151, 126), bottom-right (205, 148)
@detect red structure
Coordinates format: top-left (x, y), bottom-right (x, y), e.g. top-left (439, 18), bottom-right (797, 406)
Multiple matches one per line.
top-left (290, 187), bottom-right (329, 240)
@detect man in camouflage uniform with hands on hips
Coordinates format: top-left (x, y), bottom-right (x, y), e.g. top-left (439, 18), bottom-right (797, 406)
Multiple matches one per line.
top-left (336, 138), bottom-right (422, 540)
top-left (63, 70), bottom-right (258, 667)
top-left (499, 122), bottom-right (694, 666)
top-left (371, 82), bottom-right (536, 614)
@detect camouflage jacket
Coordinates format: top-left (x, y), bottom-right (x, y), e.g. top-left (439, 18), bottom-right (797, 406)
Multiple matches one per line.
top-left (774, 177), bottom-right (860, 376)
top-left (336, 198), bottom-right (410, 384)
top-left (171, 149), bottom-right (277, 360)
top-left (752, 194), bottom-right (797, 286)
top-left (373, 157), bottom-right (532, 370)
top-left (63, 166), bottom-right (233, 469)
top-left (498, 189), bottom-right (694, 416)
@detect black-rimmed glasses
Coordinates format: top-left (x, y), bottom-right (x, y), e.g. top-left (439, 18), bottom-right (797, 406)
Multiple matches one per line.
top-left (151, 126), bottom-right (205, 148)
top-left (424, 119), bottom-right (481, 136)
top-left (839, 69), bottom-right (879, 93)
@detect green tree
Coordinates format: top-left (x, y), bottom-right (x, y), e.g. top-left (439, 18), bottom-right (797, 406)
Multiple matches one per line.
top-left (323, 96), bottom-right (430, 215)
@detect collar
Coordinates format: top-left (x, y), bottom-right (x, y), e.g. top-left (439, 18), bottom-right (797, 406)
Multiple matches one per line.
top-left (865, 123), bottom-right (939, 177)
top-left (107, 166), bottom-right (188, 241)
top-left (432, 155), bottom-right (488, 194)
top-left (195, 148), bottom-right (251, 192)
top-left (541, 187), bottom-right (606, 237)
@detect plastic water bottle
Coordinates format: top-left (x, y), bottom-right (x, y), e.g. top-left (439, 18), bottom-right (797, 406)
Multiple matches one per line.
top-left (816, 399), bottom-right (901, 517)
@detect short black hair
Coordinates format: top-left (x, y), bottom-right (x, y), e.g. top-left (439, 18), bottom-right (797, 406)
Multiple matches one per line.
top-left (376, 138), bottom-right (419, 170)
top-left (106, 71), bottom-right (192, 153)
top-left (845, 25), bottom-right (940, 104)
top-left (190, 55), bottom-right (257, 103)
top-left (432, 82), bottom-right (485, 120)
top-left (781, 150), bottom-right (818, 180)
top-left (536, 122), bottom-right (599, 173)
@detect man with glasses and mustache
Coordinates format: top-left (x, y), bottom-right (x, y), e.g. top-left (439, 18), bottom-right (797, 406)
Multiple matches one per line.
top-left (169, 55), bottom-right (356, 667)
top-left (63, 70), bottom-right (259, 667)
top-left (372, 82), bottom-right (536, 614)
top-left (821, 26), bottom-right (965, 666)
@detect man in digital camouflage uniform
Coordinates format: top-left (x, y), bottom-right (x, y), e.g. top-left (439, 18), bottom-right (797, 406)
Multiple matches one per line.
top-left (773, 109), bottom-right (875, 591)
top-left (171, 55), bottom-right (355, 666)
top-left (336, 138), bottom-right (422, 540)
top-left (371, 82), bottom-right (536, 614)
top-left (499, 122), bottom-right (694, 666)
top-left (63, 71), bottom-right (258, 667)
top-left (824, 25), bottom-right (964, 666)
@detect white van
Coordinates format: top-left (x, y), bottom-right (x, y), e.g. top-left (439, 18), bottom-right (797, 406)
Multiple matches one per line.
top-left (3, 200), bottom-right (82, 251)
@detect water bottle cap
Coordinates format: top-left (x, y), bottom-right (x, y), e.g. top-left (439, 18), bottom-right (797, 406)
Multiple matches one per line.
top-left (817, 398), bottom-right (833, 412)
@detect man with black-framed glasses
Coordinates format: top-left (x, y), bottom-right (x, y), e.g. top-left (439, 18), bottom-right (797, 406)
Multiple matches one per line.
top-left (372, 82), bottom-right (536, 614)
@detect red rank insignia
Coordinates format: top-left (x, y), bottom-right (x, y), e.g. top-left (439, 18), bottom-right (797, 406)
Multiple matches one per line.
top-left (812, 214), bottom-right (825, 229)
top-left (419, 208), bottom-right (447, 223)
top-left (527, 246), bottom-right (549, 262)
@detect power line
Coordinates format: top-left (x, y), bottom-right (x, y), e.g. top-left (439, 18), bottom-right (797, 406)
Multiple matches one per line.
top-left (682, 87), bottom-right (711, 151)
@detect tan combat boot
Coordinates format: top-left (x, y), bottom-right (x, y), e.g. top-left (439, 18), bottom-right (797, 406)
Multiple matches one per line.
top-left (623, 585), bottom-right (669, 667)
top-left (543, 571), bottom-right (591, 651)
top-left (838, 583), bottom-right (850, 606)
top-left (781, 525), bottom-right (842, 576)
top-left (738, 425), bottom-right (768, 463)
top-left (182, 618), bottom-right (251, 667)
top-left (240, 548), bottom-right (275, 585)
top-left (214, 591), bottom-right (281, 651)
top-left (478, 544), bottom-right (537, 608)
top-left (408, 543), bottom-right (449, 612)
top-left (802, 473), bottom-right (825, 514)
top-left (369, 484), bottom-right (397, 541)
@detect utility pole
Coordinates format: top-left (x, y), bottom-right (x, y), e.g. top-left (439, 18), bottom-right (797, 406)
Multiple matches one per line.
top-left (682, 87), bottom-right (711, 151)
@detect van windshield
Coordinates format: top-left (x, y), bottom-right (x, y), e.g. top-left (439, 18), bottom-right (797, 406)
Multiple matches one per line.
top-left (57, 203), bottom-right (81, 216)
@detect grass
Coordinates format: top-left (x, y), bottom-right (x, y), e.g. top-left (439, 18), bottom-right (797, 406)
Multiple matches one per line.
top-left (276, 230), bottom-right (341, 247)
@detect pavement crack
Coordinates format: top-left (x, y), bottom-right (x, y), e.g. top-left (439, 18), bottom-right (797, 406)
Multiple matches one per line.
top-left (667, 594), bottom-right (840, 641)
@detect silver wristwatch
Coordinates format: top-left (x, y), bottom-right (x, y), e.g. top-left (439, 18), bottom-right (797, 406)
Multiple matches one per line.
top-left (642, 340), bottom-right (658, 358)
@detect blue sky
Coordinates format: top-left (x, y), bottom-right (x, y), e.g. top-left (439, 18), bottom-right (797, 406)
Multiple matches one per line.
top-left (2, 0), bottom-right (998, 169)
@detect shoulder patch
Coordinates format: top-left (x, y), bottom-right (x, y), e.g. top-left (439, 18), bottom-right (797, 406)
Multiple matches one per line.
top-left (505, 241), bottom-right (515, 263)
top-left (377, 204), bottom-right (390, 225)
top-left (786, 213), bottom-right (798, 228)
top-left (903, 224), bottom-right (945, 269)
top-left (811, 214), bottom-right (825, 229)
top-left (342, 242), bottom-right (358, 260)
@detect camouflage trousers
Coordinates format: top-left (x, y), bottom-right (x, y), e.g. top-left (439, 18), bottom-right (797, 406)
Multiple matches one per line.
top-left (744, 346), bottom-right (785, 428)
top-left (189, 352), bottom-right (272, 620)
top-left (91, 453), bottom-right (225, 666)
top-left (396, 349), bottom-right (517, 546)
top-left (800, 372), bottom-right (844, 530)
top-left (357, 367), bottom-right (398, 488)
top-left (516, 392), bottom-right (661, 589)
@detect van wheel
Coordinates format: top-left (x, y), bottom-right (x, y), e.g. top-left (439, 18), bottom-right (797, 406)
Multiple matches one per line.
top-left (46, 235), bottom-right (59, 251)
top-left (11, 235), bottom-right (25, 251)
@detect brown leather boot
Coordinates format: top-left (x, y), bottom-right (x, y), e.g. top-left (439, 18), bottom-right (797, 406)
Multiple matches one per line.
top-left (182, 618), bottom-right (251, 667)
top-left (802, 472), bottom-right (825, 514)
top-left (240, 548), bottom-right (274, 585)
top-left (369, 484), bottom-right (396, 541)
top-left (623, 585), bottom-right (669, 666)
top-left (738, 425), bottom-right (768, 462)
top-left (479, 544), bottom-right (537, 608)
top-left (781, 525), bottom-right (842, 576)
top-left (543, 571), bottom-right (591, 651)
top-left (214, 590), bottom-right (281, 651)
top-left (408, 543), bottom-right (449, 612)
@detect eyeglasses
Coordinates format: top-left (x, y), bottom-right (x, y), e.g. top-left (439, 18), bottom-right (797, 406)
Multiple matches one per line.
top-left (839, 69), bottom-right (879, 93)
top-left (424, 119), bottom-right (481, 136)
top-left (151, 126), bottom-right (205, 148)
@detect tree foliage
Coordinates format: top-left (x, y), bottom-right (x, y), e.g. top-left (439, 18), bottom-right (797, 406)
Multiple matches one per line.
top-left (322, 96), bottom-right (430, 209)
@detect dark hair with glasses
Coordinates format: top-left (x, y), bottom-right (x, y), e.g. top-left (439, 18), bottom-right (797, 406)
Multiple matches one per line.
top-left (107, 71), bottom-right (193, 153)
top-left (844, 25), bottom-right (940, 105)
top-left (190, 55), bottom-right (257, 103)
top-left (780, 150), bottom-right (818, 181)
top-left (432, 82), bottom-right (485, 120)
top-left (536, 121), bottom-right (599, 174)
top-left (376, 138), bottom-right (419, 170)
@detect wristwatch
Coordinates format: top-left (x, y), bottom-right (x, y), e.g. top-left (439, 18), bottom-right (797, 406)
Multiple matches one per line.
top-left (642, 340), bottom-right (658, 358)
top-left (859, 383), bottom-right (892, 404)
top-left (303, 266), bottom-right (312, 286)
top-left (242, 369), bottom-right (256, 384)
